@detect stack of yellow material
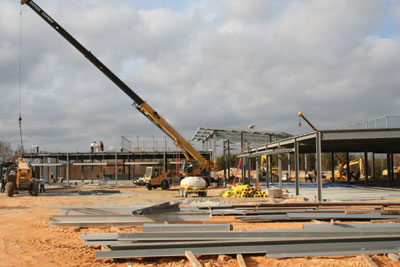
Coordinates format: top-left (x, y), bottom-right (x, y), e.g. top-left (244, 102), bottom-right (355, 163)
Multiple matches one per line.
top-left (221, 184), bottom-right (267, 198)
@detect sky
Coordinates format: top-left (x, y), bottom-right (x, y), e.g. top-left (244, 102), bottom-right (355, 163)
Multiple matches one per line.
top-left (0, 0), bottom-right (399, 153)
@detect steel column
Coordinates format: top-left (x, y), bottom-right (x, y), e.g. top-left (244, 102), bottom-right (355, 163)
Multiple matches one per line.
top-left (364, 152), bottom-right (368, 185)
top-left (247, 157), bottom-right (251, 185)
top-left (241, 132), bottom-right (245, 184)
top-left (256, 157), bottom-right (260, 183)
top-left (212, 133), bottom-right (217, 162)
top-left (331, 152), bottom-right (335, 183)
top-left (223, 140), bottom-right (227, 187)
top-left (287, 153), bottom-right (291, 182)
top-left (227, 140), bottom-right (231, 186)
top-left (304, 154), bottom-right (308, 174)
top-left (346, 152), bottom-right (350, 184)
top-left (278, 153), bottom-right (282, 189)
top-left (66, 153), bottom-right (70, 185)
top-left (294, 139), bottom-right (299, 196)
top-left (372, 153), bottom-right (376, 182)
top-left (266, 154), bottom-right (270, 188)
top-left (391, 153), bottom-right (395, 187)
top-left (115, 152), bottom-right (118, 184)
top-left (316, 131), bottom-right (322, 201)
top-left (387, 152), bottom-right (391, 187)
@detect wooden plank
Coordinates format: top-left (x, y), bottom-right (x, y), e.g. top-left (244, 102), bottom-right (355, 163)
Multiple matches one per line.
top-left (371, 219), bottom-right (400, 223)
top-left (381, 209), bottom-right (400, 215)
top-left (387, 253), bottom-right (400, 262)
top-left (237, 254), bottom-right (246, 267)
top-left (345, 209), bottom-right (379, 214)
top-left (185, 250), bottom-right (202, 267)
top-left (311, 219), bottom-right (327, 224)
top-left (101, 245), bottom-right (111, 251)
top-left (362, 254), bottom-right (378, 267)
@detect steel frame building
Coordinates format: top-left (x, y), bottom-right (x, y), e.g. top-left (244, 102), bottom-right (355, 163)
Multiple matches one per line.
top-left (244, 128), bottom-right (400, 201)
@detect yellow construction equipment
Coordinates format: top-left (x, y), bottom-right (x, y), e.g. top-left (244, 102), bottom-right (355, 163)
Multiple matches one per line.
top-left (382, 166), bottom-right (400, 177)
top-left (5, 158), bottom-right (39, 197)
top-left (221, 184), bottom-right (267, 198)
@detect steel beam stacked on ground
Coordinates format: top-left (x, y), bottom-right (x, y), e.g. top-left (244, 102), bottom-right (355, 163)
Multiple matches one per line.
top-left (80, 223), bottom-right (400, 259)
top-left (49, 214), bottom-right (211, 227)
top-left (237, 213), bottom-right (400, 222)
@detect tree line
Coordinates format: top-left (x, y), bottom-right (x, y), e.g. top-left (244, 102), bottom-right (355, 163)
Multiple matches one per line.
top-left (0, 139), bottom-right (22, 163)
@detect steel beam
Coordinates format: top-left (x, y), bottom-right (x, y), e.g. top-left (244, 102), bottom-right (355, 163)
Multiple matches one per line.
top-left (96, 239), bottom-right (400, 259)
top-left (117, 231), bottom-right (400, 241)
top-left (316, 131), bottom-right (322, 201)
top-left (142, 223), bottom-right (232, 233)
top-left (49, 214), bottom-right (211, 227)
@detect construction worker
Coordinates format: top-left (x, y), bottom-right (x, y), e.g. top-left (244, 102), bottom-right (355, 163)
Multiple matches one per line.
top-left (40, 176), bottom-right (46, 193)
top-left (0, 175), bottom-right (5, 193)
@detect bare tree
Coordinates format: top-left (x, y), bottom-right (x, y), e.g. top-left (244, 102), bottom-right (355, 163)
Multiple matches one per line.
top-left (0, 139), bottom-right (13, 162)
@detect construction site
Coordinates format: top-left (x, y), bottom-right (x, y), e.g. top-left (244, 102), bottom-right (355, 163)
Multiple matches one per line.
top-left (1, 0), bottom-right (400, 266)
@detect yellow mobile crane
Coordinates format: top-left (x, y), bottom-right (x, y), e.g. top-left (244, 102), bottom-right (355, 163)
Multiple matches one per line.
top-left (21, 0), bottom-right (215, 190)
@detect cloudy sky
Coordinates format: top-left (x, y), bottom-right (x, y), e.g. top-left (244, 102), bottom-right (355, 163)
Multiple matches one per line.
top-left (0, 0), bottom-right (399, 153)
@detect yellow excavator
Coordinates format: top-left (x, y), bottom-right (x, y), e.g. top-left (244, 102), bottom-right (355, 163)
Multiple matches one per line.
top-left (260, 155), bottom-right (279, 178)
top-left (334, 158), bottom-right (364, 180)
top-left (21, 0), bottom-right (216, 191)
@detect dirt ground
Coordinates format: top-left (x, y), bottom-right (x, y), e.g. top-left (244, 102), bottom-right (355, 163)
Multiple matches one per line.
top-left (0, 186), bottom-right (399, 267)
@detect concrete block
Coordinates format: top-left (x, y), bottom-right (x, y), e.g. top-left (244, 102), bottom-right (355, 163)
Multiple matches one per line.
top-left (268, 188), bottom-right (282, 198)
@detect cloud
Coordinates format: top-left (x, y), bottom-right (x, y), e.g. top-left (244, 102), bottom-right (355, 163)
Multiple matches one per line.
top-left (0, 0), bottom-right (399, 153)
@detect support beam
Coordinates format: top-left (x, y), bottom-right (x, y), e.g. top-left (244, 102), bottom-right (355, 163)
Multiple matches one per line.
top-left (266, 154), bottom-right (270, 188)
top-left (247, 157), bottom-right (251, 185)
top-left (227, 140), bottom-right (230, 187)
top-left (256, 157), bottom-right (260, 183)
top-left (241, 132), bottom-right (245, 184)
top-left (115, 152), bottom-right (118, 184)
top-left (223, 140), bottom-right (227, 187)
top-left (66, 153), bottom-right (70, 186)
top-left (269, 155), bottom-right (273, 185)
top-left (346, 152), bottom-right (350, 184)
top-left (287, 153), bottom-right (291, 182)
top-left (331, 153), bottom-right (335, 183)
top-left (387, 152), bottom-right (391, 187)
top-left (372, 153), bottom-right (375, 182)
top-left (212, 133), bottom-right (217, 162)
top-left (294, 139), bottom-right (299, 196)
top-left (364, 152), bottom-right (369, 185)
top-left (278, 153), bottom-right (282, 189)
top-left (316, 131), bottom-right (322, 201)
top-left (391, 153), bottom-right (395, 188)
top-left (305, 154), bottom-right (308, 174)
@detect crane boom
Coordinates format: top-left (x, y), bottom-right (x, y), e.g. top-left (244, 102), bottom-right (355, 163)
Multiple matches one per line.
top-left (21, 0), bottom-right (211, 171)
